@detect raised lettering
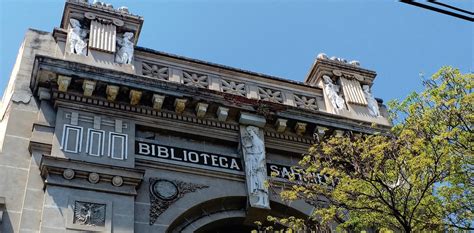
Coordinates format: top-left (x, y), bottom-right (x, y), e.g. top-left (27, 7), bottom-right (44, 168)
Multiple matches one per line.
top-left (201, 153), bottom-right (210, 164)
top-left (211, 155), bottom-right (218, 166)
top-left (230, 159), bottom-right (240, 171)
top-left (157, 146), bottom-right (169, 158)
top-left (270, 165), bottom-right (280, 177)
top-left (219, 156), bottom-right (228, 168)
top-left (188, 151), bottom-right (199, 163)
top-left (171, 148), bottom-right (182, 161)
top-left (138, 142), bottom-right (150, 155)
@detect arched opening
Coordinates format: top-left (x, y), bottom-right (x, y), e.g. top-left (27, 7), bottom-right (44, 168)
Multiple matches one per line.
top-left (166, 196), bottom-right (323, 233)
top-left (194, 217), bottom-right (253, 233)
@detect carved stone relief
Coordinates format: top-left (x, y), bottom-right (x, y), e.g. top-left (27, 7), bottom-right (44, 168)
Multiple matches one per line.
top-left (322, 75), bottom-right (345, 111)
top-left (183, 71), bottom-right (208, 88)
top-left (294, 94), bottom-right (318, 111)
top-left (363, 85), bottom-right (380, 117)
top-left (149, 178), bottom-right (208, 225)
top-left (115, 32), bottom-right (134, 64)
top-left (73, 201), bottom-right (106, 227)
top-left (240, 126), bottom-right (269, 209)
top-left (68, 19), bottom-right (88, 55)
top-left (142, 62), bottom-right (169, 80)
top-left (258, 87), bottom-right (283, 103)
top-left (221, 79), bottom-right (246, 96)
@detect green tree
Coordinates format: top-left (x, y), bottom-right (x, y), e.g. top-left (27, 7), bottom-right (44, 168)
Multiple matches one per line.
top-left (271, 67), bottom-right (473, 232)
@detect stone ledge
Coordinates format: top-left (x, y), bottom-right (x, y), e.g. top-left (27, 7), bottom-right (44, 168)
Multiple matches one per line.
top-left (40, 156), bottom-right (145, 196)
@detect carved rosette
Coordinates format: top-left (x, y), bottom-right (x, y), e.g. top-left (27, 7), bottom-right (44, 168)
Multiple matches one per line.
top-left (257, 87), bottom-right (283, 103)
top-left (183, 71), bottom-right (208, 88)
top-left (149, 178), bottom-right (208, 225)
top-left (221, 79), bottom-right (246, 96)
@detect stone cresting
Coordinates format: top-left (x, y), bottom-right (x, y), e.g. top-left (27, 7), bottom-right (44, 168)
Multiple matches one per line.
top-left (148, 178), bottom-right (209, 225)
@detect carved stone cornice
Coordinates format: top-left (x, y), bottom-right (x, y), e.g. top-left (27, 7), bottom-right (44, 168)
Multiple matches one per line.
top-left (305, 57), bottom-right (377, 86)
top-left (39, 155), bottom-right (145, 196)
top-left (32, 55), bottom-right (390, 136)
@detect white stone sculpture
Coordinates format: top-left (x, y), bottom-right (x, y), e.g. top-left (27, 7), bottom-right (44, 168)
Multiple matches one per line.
top-left (241, 126), bottom-right (269, 208)
top-left (115, 32), bottom-right (134, 64)
top-left (322, 75), bottom-right (345, 111)
top-left (68, 19), bottom-right (88, 55)
top-left (363, 85), bottom-right (380, 117)
top-left (317, 53), bottom-right (328, 59)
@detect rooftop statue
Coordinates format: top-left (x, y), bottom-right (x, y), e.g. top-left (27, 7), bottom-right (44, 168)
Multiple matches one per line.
top-left (68, 19), bottom-right (88, 55)
top-left (115, 32), bottom-right (134, 64)
top-left (363, 85), bottom-right (381, 117)
top-left (323, 75), bottom-right (345, 111)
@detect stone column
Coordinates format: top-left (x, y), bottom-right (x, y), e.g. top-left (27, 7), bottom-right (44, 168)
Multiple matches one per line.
top-left (239, 113), bottom-right (269, 209)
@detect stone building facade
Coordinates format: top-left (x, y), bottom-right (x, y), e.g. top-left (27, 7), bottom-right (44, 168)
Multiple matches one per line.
top-left (0, 1), bottom-right (391, 232)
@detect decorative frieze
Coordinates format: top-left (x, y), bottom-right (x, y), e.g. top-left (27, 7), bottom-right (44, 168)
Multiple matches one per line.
top-left (294, 94), bottom-right (318, 111)
top-left (142, 62), bottom-right (169, 80)
top-left (257, 87), bottom-right (283, 103)
top-left (149, 178), bottom-right (209, 225)
top-left (221, 79), bottom-right (246, 96)
top-left (183, 70), bottom-right (208, 88)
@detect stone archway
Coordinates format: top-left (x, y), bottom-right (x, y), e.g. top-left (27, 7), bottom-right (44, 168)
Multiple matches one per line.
top-left (166, 196), bottom-right (324, 233)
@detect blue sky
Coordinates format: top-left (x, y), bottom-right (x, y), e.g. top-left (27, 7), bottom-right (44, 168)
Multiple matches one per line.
top-left (0, 0), bottom-right (472, 103)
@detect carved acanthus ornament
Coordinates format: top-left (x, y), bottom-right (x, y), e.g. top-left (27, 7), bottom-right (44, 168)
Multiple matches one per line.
top-left (149, 178), bottom-right (208, 225)
top-left (183, 71), bottom-right (208, 88)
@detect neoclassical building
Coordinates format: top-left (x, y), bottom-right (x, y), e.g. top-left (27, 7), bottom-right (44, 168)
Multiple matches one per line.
top-left (0, 1), bottom-right (391, 232)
